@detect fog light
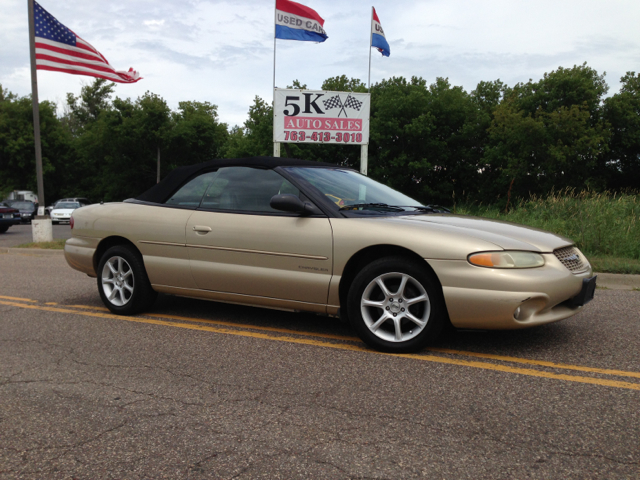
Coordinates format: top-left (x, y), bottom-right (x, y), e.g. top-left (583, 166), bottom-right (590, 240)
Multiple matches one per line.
top-left (514, 307), bottom-right (522, 320)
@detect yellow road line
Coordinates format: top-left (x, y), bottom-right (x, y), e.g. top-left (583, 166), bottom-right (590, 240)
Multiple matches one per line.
top-left (429, 348), bottom-right (640, 379)
top-left (147, 312), bottom-right (361, 342)
top-left (58, 303), bottom-right (361, 342)
top-left (0, 295), bottom-right (36, 302)
top-left (54, 303), bottom-right (640, 380)
top-left (2, 299), bottom-right (639, 392)
top-left (67, 304), bottom-right (110, 312)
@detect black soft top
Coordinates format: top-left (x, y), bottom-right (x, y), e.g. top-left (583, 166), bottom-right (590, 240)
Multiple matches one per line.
top-left (135, 156), bottom-right (338, 204)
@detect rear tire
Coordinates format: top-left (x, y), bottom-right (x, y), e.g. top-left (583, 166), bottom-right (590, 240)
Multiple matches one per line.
top-left (0, 226), bottom-right (8, 234)
top-left (347, 257), bottom-right (446, 353)
top-left (97, 245), bottom-right (157, 315)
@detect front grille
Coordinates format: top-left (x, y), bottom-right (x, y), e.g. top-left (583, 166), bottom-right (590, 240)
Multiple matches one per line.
top-left (554, 246), bottom-right (589, 274)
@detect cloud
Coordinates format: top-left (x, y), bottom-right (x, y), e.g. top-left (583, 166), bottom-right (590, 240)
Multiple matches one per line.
top-left (2, 0), bottom-right (639, 128)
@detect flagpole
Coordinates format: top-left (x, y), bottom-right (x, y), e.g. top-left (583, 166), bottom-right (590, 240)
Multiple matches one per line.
top-left (368, 6), bottom-right (373, 93)
top-left (272, 0), bottom-right (280, 157)
top-left (361, 6), bottom-right (373, 176)
top-left (28, 0), bottom-right (44, 212)
top-left (28, 0), bottom-right (53, 241)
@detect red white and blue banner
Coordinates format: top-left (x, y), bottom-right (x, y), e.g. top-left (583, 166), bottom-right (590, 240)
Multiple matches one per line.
top-left (371, 7), bottom-right (390, 57)
top-left (274, 89), bottom-right (370, 145)
top-left (32, 1), bottom-right (141, 83)
top-left (275, 0), bottom-right (328, 43)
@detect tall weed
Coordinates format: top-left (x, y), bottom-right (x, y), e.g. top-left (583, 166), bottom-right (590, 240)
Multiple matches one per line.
top-left (456, 189), bottom-right (640, 260)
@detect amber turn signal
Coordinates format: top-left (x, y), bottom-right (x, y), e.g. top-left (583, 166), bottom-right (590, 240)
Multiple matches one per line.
top-left (468, 251), bottom-right (545, 269)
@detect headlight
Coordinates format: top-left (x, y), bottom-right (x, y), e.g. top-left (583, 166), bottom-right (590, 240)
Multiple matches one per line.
top-left (468, 251), bottom-right (545, 269)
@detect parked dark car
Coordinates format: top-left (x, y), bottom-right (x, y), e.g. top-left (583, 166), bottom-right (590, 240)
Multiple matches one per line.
top-left (6, 200), bottom-right (38, 223)
top-left (0, 202), bottom-right (21, 233)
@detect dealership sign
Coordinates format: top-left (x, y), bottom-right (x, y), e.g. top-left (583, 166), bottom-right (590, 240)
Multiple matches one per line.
top-left (274, 88), bottom-right (370, 145)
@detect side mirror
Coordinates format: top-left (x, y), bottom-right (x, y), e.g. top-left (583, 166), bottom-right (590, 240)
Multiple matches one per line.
top-left (270, 194), bottom-right (315, 215)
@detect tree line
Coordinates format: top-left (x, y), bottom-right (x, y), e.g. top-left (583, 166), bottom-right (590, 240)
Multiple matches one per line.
top-left (1, 63), bottom-right (638, 207)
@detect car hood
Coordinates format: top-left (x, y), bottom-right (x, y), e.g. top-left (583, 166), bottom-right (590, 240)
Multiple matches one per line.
top-left (52, 208), bottom-right (76, 214)
top-left (388, 214), bottom-right (574, 252)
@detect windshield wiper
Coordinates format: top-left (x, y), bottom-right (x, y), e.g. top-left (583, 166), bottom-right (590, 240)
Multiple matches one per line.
top-left (339, 203), bottom-right (406, 212)
top-left (399, 205), bottom-right (452, 213)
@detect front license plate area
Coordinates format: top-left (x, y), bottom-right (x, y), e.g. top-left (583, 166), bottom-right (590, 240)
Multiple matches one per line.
top-left (571, 276), bottom-right (597, 307)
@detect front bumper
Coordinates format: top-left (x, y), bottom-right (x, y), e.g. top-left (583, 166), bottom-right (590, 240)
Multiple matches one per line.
top-left (428, 253), bottom-right (594, 330)
top-left (51, 214), bottom-right (72, 222)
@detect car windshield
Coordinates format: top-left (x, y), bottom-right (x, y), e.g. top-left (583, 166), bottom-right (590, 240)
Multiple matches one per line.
top-left (56, 202), bottom-right (80, 209)
top-left (10, 202), bottom-right (33, 209)
top-left (283, 167), bottom-right (424, 213)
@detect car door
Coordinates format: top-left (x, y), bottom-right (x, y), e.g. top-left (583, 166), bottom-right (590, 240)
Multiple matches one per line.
top-left (134, 171), bottom-right (219, 290)
top-left (186, 167), bottom-right (333, 309)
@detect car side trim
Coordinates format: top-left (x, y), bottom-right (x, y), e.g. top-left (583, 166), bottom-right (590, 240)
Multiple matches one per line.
top-left (185, 243), bottom-right (329, 261)
top-left (139, 240), bottom-right (186, 247)
top-left (152, 284), bottom-right (328, 314)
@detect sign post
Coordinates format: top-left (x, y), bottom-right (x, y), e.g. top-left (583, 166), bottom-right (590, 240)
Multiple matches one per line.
top-left (360, 144), bottom-right (368, 176)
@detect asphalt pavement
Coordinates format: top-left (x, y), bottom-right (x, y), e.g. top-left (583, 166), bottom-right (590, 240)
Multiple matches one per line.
top-left (0, 223), bottom-right (72, 248)
top-left (0, 251), bottom-right (639, 479)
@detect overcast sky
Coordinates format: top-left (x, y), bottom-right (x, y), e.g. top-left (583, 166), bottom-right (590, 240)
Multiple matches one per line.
top-left (2, 0), bottom-right (639, 127)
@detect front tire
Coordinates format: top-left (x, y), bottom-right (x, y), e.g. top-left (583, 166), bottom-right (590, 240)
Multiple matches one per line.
top-left (347, 257), bottom-right (446, 353)
top-left (97, 245), bottom-right (157, 315)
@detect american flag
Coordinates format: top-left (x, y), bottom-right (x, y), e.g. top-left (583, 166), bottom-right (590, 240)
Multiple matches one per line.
top-left (33, 1), bottom-right (141, 83)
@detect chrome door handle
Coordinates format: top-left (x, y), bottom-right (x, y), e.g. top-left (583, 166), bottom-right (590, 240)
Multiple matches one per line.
top-left (193, 225), bottom-right (212, 233)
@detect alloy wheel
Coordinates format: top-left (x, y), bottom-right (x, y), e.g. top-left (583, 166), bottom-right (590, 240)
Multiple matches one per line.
top-left (360, 272), bottom-right (431, 343)
top-left (101, 256), bottom-right (135, 306)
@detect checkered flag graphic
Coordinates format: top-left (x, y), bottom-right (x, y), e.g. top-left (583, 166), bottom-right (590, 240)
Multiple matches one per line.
top-left (343, 95), bottom-right (363, 111)
top-left (323, 95), bottom-right (342, 111)
top-left (322, 94), bottom-right (362, 117)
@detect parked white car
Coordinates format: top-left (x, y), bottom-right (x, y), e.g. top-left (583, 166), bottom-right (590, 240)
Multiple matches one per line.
top-left (51, 201), bottom-right (82, 224)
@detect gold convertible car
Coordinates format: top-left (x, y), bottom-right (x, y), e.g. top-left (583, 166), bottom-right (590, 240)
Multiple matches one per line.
top-left (64, 157), bottom-right (597, 352)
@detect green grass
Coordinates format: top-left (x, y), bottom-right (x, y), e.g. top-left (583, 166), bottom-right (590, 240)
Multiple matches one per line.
top-left (588, 256), bottom-right (640, 275)
top-left (456, 189), bottom-right (640, 273)
top-left (15, 239), bottom-right (66, 249)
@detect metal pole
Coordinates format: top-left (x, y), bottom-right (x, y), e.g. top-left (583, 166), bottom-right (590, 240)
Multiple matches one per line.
top-left (360, 144), bottom-right (368, 176)
top-left (28, 0), bottom-right (45, 214)
top-left (361, 6), bottom-right (372, 175)
top-left (157, 146), bottom-right (160, 183)
top-left (368, 6), bottom-right (373, 93)
top-left (273, 0), bottom-right (280, 157)
top-left (273, 0), bottom-right (277, 96)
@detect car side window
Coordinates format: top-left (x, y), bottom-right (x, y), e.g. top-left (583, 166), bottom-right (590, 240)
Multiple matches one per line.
top-left (199, 167), bottom-right (300, 213)
top-left (165, 171), bottom-right (218, 207)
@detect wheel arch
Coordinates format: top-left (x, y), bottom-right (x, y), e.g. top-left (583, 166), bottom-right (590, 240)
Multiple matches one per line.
top-left (93, 236), bottom-right (140, 273)
top-left (338, 245), bottom-right (447, 321)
